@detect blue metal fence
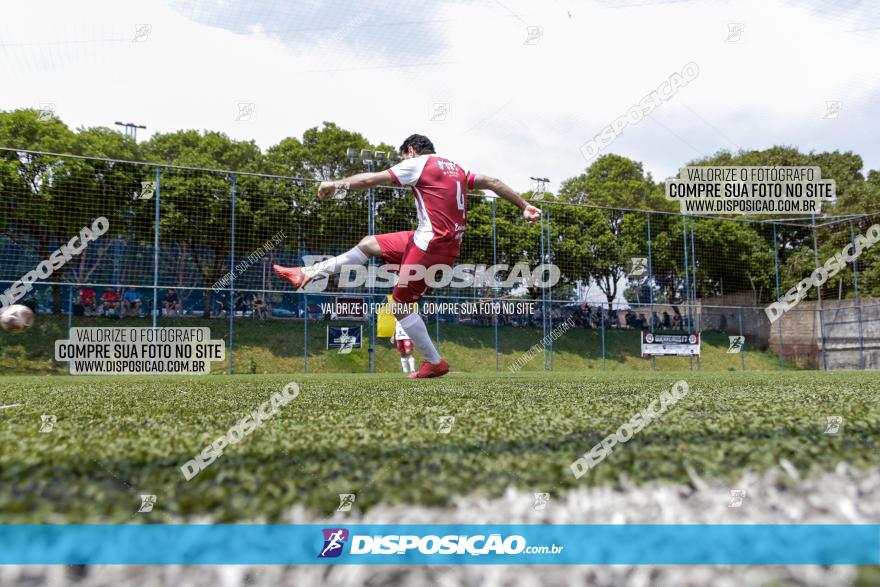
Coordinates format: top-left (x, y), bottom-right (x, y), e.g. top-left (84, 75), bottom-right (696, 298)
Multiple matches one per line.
top-left (1, 148), bottom-right (878, 372)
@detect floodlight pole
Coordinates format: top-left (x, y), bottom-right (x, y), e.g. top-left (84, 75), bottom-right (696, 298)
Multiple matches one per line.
top-left (811, 214), bottom-right (828, 370)
top-left (114, 121), bottom-right (147, 142)
top-left (348, 148), bottom-right (400, 373)
top-left (530, 177), bottom-right (550, 370)
top-left (772, 222), bottom-right (785, 369)
top-left (848, 221), bottom-right (865, 369)
top-left (366, 158), bottom-right (376, 374)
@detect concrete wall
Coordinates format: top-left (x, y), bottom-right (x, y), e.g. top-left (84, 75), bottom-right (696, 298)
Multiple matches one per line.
top-left (816, 297), bottom-right (880, 370)
top-left (699, 294), bottom-right (879, 370)
top-left (765, 297), bottom-right (880, 370)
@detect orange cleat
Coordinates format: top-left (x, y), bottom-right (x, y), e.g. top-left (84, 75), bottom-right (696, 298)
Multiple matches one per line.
top-left (407, 358), bottom-right (450, 379)
top-left (273, 265), bottom-right (312, 289)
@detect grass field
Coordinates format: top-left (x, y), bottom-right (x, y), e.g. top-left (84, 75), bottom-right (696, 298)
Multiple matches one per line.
top-left (1, 370), bottom-right (876, 523)
top-left (0, 315), bottom-right (788, 374)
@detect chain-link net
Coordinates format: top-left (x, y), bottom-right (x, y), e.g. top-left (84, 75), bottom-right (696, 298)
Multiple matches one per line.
top-left (2, 148), bottom-right (877, 373)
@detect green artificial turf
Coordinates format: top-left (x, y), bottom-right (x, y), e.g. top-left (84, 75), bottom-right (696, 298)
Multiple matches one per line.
top-left (0, 370), bottom-right (877, 522)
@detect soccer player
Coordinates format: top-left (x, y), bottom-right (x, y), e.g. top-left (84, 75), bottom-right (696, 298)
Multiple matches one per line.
top-left (391, 319), bottom-right (415, 374)
top-left (274, 134), bottom-right (540, 378)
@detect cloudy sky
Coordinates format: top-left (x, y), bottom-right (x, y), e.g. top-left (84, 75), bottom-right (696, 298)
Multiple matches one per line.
top-left (2, 0), bottom-right (880, 192)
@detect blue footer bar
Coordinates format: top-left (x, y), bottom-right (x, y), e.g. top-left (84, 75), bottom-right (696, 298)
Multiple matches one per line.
top-left (1, 524), bottom-right (878, 565)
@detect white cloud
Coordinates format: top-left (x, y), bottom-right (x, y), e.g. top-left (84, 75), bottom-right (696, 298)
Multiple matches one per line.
top-left (1, 0), bottom-right (879, 192)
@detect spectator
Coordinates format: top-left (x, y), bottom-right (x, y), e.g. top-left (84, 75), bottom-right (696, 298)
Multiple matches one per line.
top-left (28, 290), bottom-right (47, 313)
top-left (234, 293), bottom-right (250, 316)
top-left (214, 298), bottom-right (227, 318)
top-left (302, 303), bottom-right (316, 320)
top-left (78, 287), bottom-right (97, 316)
top-left (100, 288), bottom-right (121, 317)
top-left (575, 304), bottom-right (589, 329)
top-left (123, 287), bottom-right (142, 318)
top-left (672, 306), bottom-right (683, 330)
top-left (19, 296), bottom-right (38, 313)
top-left (252, 293), bottom-right (268, 319)
top-left (163, 289), bottom-right (181, 316)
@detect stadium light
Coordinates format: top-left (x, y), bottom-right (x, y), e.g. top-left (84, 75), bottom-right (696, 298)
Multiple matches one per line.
top-left (530, 176), bottom-right (551, 197)
top-left (347, 148), bottom-right (399, 166)
top-left (114, 121), bottom-right (147, 142)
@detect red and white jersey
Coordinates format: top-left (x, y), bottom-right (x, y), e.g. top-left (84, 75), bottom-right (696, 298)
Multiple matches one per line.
top-left (387, 154), bottom-right (474, 257)
top-left (393, 321), bottom-right (410, 341)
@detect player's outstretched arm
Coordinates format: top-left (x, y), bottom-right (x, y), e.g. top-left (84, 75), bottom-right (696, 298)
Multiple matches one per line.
top-left (317, 171), bottom-right (395, 199)
top-left (472, 174), bottom-right (541, 224)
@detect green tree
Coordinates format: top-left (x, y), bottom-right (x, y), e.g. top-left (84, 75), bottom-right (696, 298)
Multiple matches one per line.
top-left (49, 127), bottom-right (146, 296)
top-left (272, 123), bottom-right (398, 262)
top-left (0, 112), bottom-right (142, 312)
top-left (142, 130), bottom-right (264, 317)
top-left (554, 155), bottom-right (666, 305)
top-left (689, 146), bottom-right (880, 301)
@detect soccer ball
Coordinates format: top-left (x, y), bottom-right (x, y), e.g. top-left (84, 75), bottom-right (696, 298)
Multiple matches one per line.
top-left (0, 304), bottom-right (34, 333)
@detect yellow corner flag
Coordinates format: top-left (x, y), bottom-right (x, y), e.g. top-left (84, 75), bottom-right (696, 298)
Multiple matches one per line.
top-left (376, 295), bottom-right (417, 337)
top-left (376, 294), bottom-right (396, 337)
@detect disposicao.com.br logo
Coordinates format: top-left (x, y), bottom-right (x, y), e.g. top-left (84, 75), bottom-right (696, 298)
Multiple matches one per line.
top-left (317, 528), bottom-right (563, 558)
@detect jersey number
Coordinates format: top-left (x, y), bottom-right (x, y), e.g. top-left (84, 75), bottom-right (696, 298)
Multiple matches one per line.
top-left (455, 180), bottom-right (466, 242)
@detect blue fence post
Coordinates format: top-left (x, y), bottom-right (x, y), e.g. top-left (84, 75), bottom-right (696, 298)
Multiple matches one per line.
top-left (368, 185), bottom-right (376, 374)
top-left (810, 214), bottom-right (828, 370)
top-left (152, 168), bottom-right (161, 330)
top-left (600, 303), bottom-right (606, 370)
top-left (297, 222), bottom-right (307, 372)
top-left (434, 296), bottom-right (440, 353)
top-left (67, 286), bottom-right (73, 332)
top-left (849, 221), bottom-right (865, 369)
top-left (772, 222), bottom-right (785, 369)
top-left (228, 174), bottom-right (236, 374)
top-left (681, 214), bottom-right (692, 370)
top-left (646, 212), bottom-right (656, 371)
top-left (303, 293), bottom-right (308, 373)
top-left (546, 204), bottom-right (553, 370)
top-left (539, 205), bottom-right (547, 370)
top-left (738, 307), bottom-right (745, 371)
top-left (492, 196), bottom-right (499, 371)
top-left (67, 286), bottom-right (73, 375)
top-left (690, 217), bottom-right (700, 370)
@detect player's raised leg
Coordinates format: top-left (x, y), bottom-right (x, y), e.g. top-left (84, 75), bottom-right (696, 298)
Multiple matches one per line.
top-left (274, 167), bottom-right (396, 288)
top-left (273, 235), bottom-right (381, 288)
